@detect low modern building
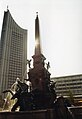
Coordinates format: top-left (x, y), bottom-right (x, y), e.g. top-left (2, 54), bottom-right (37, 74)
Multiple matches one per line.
top-left (51, 74), bottom-right (82, 103)
top-left (0, 9), bottom-right (27, 96)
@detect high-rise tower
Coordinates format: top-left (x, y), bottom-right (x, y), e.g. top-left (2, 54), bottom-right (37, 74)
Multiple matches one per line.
top-left (28, 13), bottom-right (51, 92)
top-left (0, 10), bottom-right (27, 96)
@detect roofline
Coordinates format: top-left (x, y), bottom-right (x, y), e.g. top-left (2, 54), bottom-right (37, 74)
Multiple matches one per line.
top-left (51, 73), bottom-right (82, 79)
top-left (5, 9), bottom-right (27, 31)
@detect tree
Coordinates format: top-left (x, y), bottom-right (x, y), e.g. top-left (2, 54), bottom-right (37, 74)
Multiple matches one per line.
top-left (67, 90), bottom-right (74, 105)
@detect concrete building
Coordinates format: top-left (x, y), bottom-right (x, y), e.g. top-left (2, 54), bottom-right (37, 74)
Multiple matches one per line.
top-left (51, 74), bottom-right (82, 102)
top-left (0, 9), bottom-right (27, 96)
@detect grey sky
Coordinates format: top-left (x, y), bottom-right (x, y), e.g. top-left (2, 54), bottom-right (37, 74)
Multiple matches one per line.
top-left (0, 0), bottom-right (82, 77)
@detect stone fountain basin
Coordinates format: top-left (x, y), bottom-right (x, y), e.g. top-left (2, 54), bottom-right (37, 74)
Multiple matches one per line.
top-left (0, 107), bottom-right (82, 119)
top-left (0, 109), bottom-right (53, 119)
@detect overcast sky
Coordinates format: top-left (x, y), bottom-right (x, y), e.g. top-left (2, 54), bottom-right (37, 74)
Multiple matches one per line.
top-left (0, 0), bottom-right (82, 77)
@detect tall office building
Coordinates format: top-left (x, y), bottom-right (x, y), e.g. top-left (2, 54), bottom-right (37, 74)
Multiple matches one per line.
top-left (0, 9), bottom-right (27, 96)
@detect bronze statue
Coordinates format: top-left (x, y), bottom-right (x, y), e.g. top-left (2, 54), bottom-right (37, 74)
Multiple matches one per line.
top-left (27, 59), bottom-right (32, 68)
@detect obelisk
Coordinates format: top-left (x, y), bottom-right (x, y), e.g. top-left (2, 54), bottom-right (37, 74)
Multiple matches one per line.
top-left (28, 13), bottom-right (51, 92)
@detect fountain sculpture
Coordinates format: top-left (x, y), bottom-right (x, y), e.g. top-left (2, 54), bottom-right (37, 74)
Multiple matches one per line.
top-left (2, 13), bottom-right (74, 119)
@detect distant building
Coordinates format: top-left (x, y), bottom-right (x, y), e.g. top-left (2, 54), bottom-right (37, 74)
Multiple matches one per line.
top-left (0, 10), bottom-right (27, 96)
top-left (51, 74), bottom-right (82, 102)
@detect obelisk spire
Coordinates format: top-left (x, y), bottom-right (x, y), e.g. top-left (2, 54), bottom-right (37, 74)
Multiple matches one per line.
top-left (35, 12), bottom-right (41, 55)
top-left (28, 13), bottom-right (51, 92)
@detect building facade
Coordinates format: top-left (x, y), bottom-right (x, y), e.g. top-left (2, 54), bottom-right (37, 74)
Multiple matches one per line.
top-left (51, 74), bottom-right (82, 101)
top-left (0, 10), bottom-right (27, 96)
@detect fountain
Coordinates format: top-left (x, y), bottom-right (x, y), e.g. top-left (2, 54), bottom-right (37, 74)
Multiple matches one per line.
top-left (0, 13), bottom-right (75, 119)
